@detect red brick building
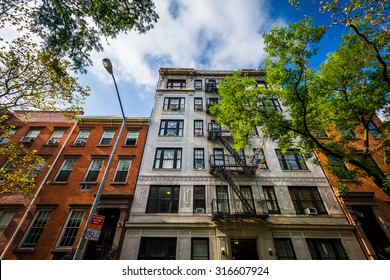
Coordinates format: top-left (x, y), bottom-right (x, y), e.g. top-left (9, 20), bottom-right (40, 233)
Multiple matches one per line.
top-left (316, 116), bottom-right (390, 260)
top-left (0, 111), bottom-right (148, 259)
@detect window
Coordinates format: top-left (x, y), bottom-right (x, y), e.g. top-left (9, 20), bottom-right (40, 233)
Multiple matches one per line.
top-left (167, 79), bottom-right (186, 89)
top-left (113, 159), bottom-right (131, 182)
top-left (368, 121), bottom-right (381, 139)
top-left (125, 131), bottom-right (139, 145)
top-left (0, 128), bottom-right (16, 145)
top-left (240, 186), bottom-right (255, 213)
top-left (205, 79), bottom-right (218, 92)
top-left (206, 98), bottom-right (220, 109)
top-left (47, 129), bottom-right (65, 144)
top-left (194, 120), bottom-right (203, 136)
top-left (27, 159), bottom-right (46, 181)
top-left (74, 130), bottom-right (90, 145)
top-left (154, 148), bottom-right (182, 169)
top-left (193, 186), bottom-right (206, 213)
top-left (146, 186), bottom-right (180, 213)
top-left (339, 127), bottom-right (356, 139)
top-left (99, 130), bottom-right (115, 145)
top-left (288, 186), bottom-right (327, 214)
top-left (19, 209), bottom-right (52, 249)
top-left (83, 159), bottom-right (104, 182)
top-left (262, 98), bottom-right (282, 111)
top-left (276, 149), bottom-right (308, 170)
top-left (263, 186), bottom-right (280, 214)
top-left (194, 98), bottom-right (203, 110)
top-left (194, 148), bottom-right (205, 169)
top-left (54, 159), bottom-right (77, 182)
top-left (216, 186), bottom-right (229, 213)
top-left (274, 238), bottom-right (296, 260)
top-left (57, 210), bottom-right (85, 248)
top-left (138, 237), bottom-right (177, 260)
top-left (0, 209), bottom-right (16, 236)
top-left (194, 80), bottom-right (202, 90)
top-left (159, 120), bottom-right (184, 136)
top-left (212, 148), bottom-right (225, 167)
top-left (306, 239), bottom-right (348, 260)
top-left (0, 161), bottom-right (13, 180)
top-left (20, 129), bottom-right (40, 144)
top-left (163, 97), bottom-right (185, 110)
top-left (192, 238), bottom-right (209, 260)
top-left (326, 155), bottom-right (351, 180)
top-left (253, 148), bottom-right (267, 169)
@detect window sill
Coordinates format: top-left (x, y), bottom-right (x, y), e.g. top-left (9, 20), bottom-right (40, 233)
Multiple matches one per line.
top-left (96, 145), bottom-right (112, 147)
top-left (153, 168), bottom-right (182, 171)
top-left (50, 181), bottom-right (68, 185)
top-left (43, 144), bottom-right (59, 147)
top-left (80, 181), bottom-right (98, 185)
top-left (281, 170), bottom-right (311, 172)
top-left (51, 248), bottom-right (72, 253)
top-left (13, 248), bottom-right (35, 253)
top-left (122, 145), bottom-right (137, 148)
top-left (110, 182), bottom-right (128, 185)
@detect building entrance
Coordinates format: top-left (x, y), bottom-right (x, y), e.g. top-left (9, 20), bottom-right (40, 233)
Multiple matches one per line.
top-left (230, 239), bottom-right (258, 260)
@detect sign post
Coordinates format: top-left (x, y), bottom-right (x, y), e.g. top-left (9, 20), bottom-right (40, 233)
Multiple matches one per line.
top-left (85, 214), bottom-right (105, 241)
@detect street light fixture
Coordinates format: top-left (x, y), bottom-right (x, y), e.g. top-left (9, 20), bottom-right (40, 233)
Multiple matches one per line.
top-left (73, 58), bottom-right (127, 260)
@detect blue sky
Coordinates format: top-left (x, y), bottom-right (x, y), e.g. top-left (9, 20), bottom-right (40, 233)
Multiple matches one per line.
top-left (79, 0), bottom-right (348, 118)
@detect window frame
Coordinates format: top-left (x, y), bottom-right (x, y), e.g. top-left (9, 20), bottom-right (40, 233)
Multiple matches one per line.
top-left (194, 98), bottom-right (203, 110)
top-left (167, 79), bottom-right (186, 89)
top-left (263, 186), bottom-right (280, 214)
top-left (276, 149), bottom-right (308, 170)
top-left (124, 131), bottom-right (139, 146)
top-left (154, 148), bottom-right (182, 169)
top-left (53, 159), bottom-right (77, 182)
top-left (306, 239), bottom-right (349, 260)
top-left (0, 209), bottom-right (17, 236)
top-left (194, 80), bottom-right (202, 90)
top-left (194, 120), bottom-right (204, 136)
top-left (113, 159), bottom-right (131, 183)
top-left (47, 129), bottom-right (65, 144)
top-left (194, 148), bottom-right (205, 169)
top-left (99, 130), bottom-right (115, 145)
top-left (19, 209), bottom-right (53, 249)
top-left (56, 209), bottom-right (85, 249)
top-left (368, 121), bottom-right (381, 139)
top-left (274, 238), bottom-right (296, 260)
top-left (146, 185), bottom-right (180, 213)
top-left (163, 97), bottom-right (185, 111)
top-left (193, 186), bottom-right (206, 213)
top-left (83, 159), bottom-right (104, 182)
top-left (191, 238), bottom-right (209, 260)
top-left (138, 237), bottom-right (177, 260)
top-left (74, 130), bottom-right (91, 145)
top-left (216, 185), bottom-right (229, 214)
top-left (288, 186), bottom-right (327, 215)
top-left (159, 120), bottom-right (184, 136)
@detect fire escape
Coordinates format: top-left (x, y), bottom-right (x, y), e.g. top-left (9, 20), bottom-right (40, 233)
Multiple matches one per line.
top-left (207, 121), bottom-right (269, 222)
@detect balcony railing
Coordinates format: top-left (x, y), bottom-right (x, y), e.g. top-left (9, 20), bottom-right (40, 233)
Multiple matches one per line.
top-left (207, 123), bottom-right (232, 140)
top-left (209, 154), bottom-right (257, 173)
top-left (211, 199), bottom-right (269, 221)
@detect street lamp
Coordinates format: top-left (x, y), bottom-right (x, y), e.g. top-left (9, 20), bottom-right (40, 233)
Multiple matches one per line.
top-left (73, 58), bottom-right (127, 260)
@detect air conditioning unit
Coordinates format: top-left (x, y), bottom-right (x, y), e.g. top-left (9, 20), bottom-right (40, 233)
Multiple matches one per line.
top-left (170, 104), bottom-right (179, 110)
top-left (194, 105), bottom-right (203, 110)
top-left (304, 207), bottom-right (318, 215)
top-left (20, 137), bottom-right (34, 144)
top-left (47, 139), bottom-right (58, 145)
top-left (194, 164), bottom-right (204, 169)
top-left (74, 139), bottom-right (86, 146)
top-left (166, 131), bottom-right (176, 136)
top-left (194, 208), bottom-right (205, 214)
top-left (194, 131), bottom-right (203, 136)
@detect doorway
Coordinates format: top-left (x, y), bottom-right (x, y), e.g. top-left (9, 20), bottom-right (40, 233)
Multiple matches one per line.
top-left (83, 208), bottom-right (120, 259)
top-left (231, 239), bottom-right (258, 260)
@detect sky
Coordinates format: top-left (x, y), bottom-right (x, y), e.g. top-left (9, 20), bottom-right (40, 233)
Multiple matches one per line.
top-left (4, 0), bottom-right (349, 118)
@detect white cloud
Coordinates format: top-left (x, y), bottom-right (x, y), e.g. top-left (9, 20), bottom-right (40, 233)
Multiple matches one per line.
top-left (91, 0), bottom-right (286, 90)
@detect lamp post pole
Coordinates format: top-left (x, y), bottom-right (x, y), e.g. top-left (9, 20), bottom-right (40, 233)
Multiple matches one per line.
top-left (73, 58), bottom-right (127, 260)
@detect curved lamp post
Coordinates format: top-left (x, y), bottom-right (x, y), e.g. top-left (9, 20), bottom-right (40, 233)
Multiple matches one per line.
top-left (73, 58), bottom-right (127, 260)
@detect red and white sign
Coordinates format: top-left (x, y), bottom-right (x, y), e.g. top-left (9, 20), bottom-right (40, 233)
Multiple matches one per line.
top-left (85, 214), bottom-right (105, 241)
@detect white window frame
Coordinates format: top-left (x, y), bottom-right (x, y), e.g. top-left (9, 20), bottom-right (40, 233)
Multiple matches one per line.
top-left (19, 209), bottom-right (53, 249)
top-left (113, 159), bottom-right (131, 182)
top-left (125, 131), bottom-right (139, 145)
top-left (54, 159), bottom-right (77, 182)
top-left (99, 130), bottom-right (115, 145)
top-left (56, 209), bottom-right (85, 249)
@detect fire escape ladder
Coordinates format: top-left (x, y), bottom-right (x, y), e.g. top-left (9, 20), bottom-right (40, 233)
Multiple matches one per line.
top-left (216, 134), bottom-right (254, 174)
top-left (218, 167), bottom-right (256, 214)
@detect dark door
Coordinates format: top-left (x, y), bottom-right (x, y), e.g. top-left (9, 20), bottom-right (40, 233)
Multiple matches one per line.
top-left (84, 208), bottom-right (120, 260)
top-left (231, 239), bottom-right (258, 260)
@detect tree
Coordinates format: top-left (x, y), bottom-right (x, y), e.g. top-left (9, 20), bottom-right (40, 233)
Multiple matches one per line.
top-left (211, 17), bottom-right (390, 192)
top-left (0, 0), bottom-right (159, 196)
top-left (1, 0), bottom-right (159, 72)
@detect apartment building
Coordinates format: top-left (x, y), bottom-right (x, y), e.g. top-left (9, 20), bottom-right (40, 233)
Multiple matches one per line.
top-left (121, 68), bottom-right (365, 260)
top-left (0, 111), bottom-right (148, 259)
top-left (316, 116), bottom-right (390, 260)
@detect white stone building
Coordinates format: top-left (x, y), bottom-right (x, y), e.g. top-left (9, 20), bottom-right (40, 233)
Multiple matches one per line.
top-left (120, 68), bottom-right (365, 260)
